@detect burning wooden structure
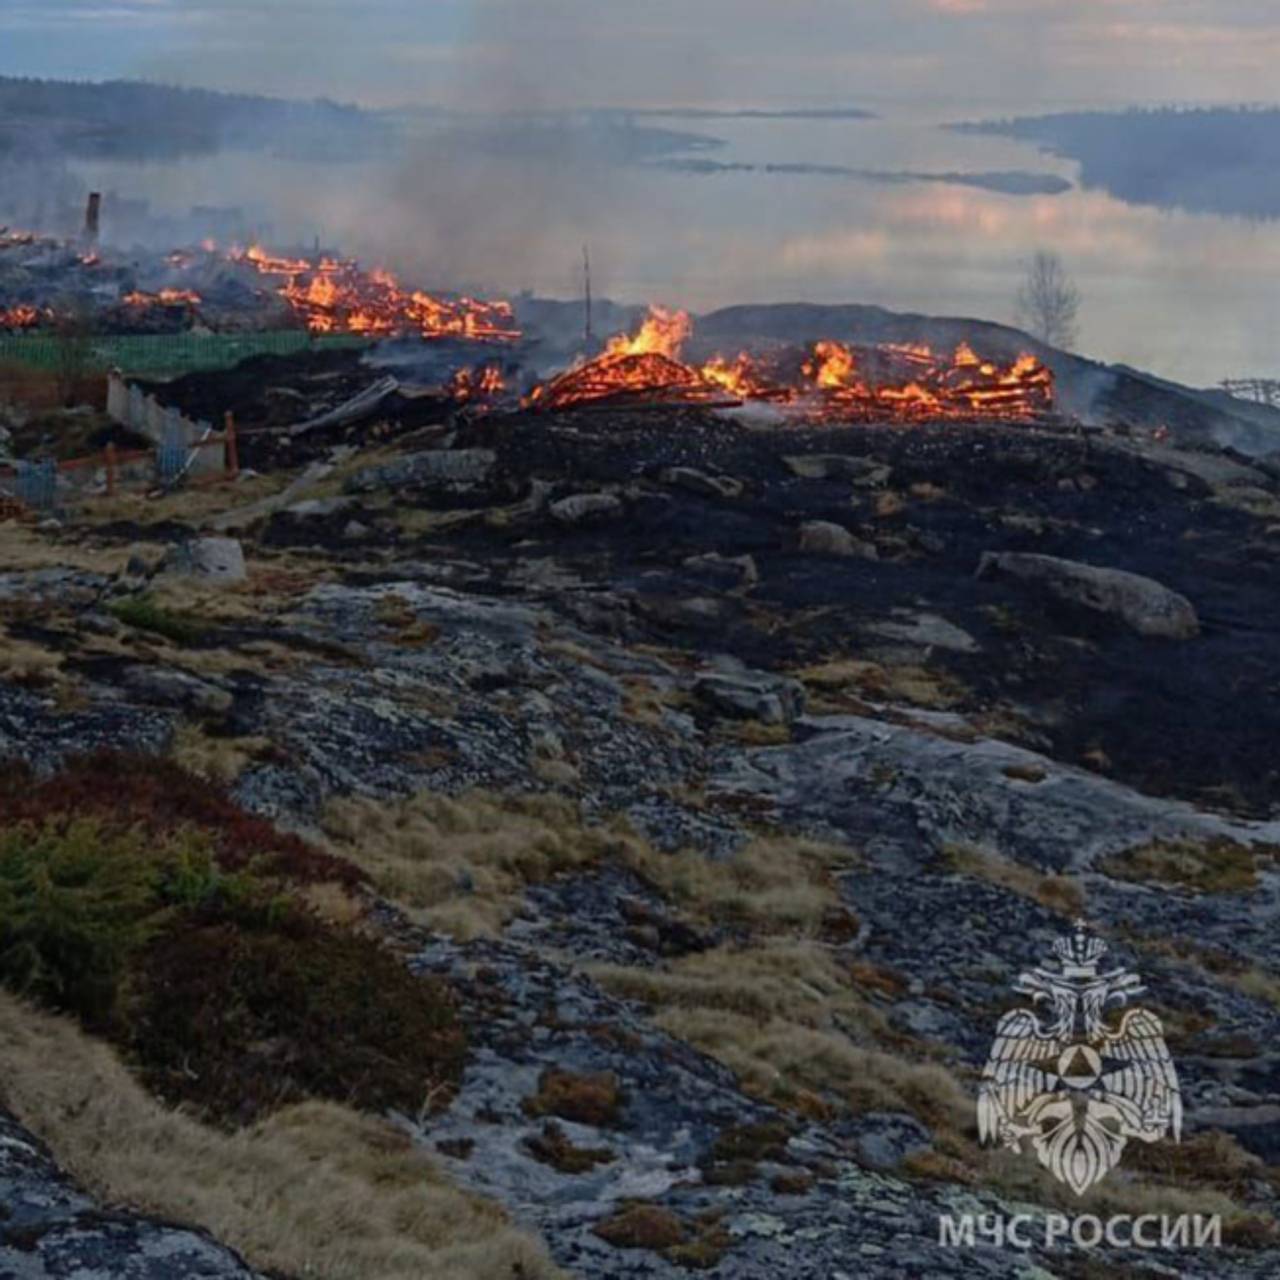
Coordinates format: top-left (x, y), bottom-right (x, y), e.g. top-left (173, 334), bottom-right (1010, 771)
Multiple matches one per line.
top-left (528, 307), bottom-right (1055, 422)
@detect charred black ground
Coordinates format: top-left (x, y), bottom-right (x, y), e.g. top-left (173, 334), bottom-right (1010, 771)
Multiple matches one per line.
top-left (249, 408), bottom-right (1280, 818)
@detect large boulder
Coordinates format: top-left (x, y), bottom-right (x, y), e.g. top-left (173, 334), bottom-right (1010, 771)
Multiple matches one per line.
top-left (976, 552), bottom-right (1199, 639)
top-left (799, 520), bottom-right (878, 560)
top-left (161, 537), bottom-right (247, 584)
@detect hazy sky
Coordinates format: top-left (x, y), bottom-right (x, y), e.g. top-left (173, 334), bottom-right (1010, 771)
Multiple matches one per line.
top-left (3, 0), bottom-right (1279, 112)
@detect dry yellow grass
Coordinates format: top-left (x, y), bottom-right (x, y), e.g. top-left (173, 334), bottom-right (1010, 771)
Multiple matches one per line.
top-left (0, 630), bottom-right (66, 684)
top-left (87, 471), bottom-right (288, 527)
top-left (945, 845), bottom-right (1086, 917)
top-left (796, 656), bottom-right (966, 711)
top-left (319, 790), bottom-right (637, 939)
top-left (326, 784), bottom-right (857, 945)
top-left (624, 834), bottom-right (858, 936)
top-left (588, 937), bottom-right (960, 1124)
top-left (0, 525), bottom-right (141, 575)
top-left (1099, 836), bottom-right (1270, 895)
top-left (0, 991), bottom-right (563, 1280)
top-left (169, 723), bottom-right (275, 785)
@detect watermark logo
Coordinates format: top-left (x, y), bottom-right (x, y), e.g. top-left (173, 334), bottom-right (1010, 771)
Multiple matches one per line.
top-left (977, 920), bottom-right (1181, 1195)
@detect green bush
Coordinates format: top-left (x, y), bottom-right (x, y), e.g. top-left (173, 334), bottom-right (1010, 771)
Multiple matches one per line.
top-left (0, 778), bottom-right (465, 1131)
top-left (108, 594), bottom-right (206, 645)
top-left (0, 821), bottom-right (163, 1024)
top-left (0, 820), bottom-right (275, 1026)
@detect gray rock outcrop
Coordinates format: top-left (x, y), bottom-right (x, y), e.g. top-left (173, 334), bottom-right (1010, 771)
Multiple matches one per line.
top-left (977, 551), bottom-right (1199, 639)
top-left (162, 537), bottom-right (247, 585)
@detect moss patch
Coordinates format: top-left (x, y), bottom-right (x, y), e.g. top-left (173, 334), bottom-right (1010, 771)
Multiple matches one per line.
top-left (1099, 837), bottom-right (1273, 894)
top-left (108, 593), bottom-right (207, 645)
top-left (522, 1067), bottom-right (624, 1129)
top-left (592, 1203), bottom-right (732, 1270)
top-left (593, 1203), bottom-right (685, 1250)
top-left (523, 1122), bottom-right (616, 1174)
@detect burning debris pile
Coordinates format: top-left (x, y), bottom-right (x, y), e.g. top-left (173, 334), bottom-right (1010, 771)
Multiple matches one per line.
top-left (225, 245), bottom-right (521, 342)
top-left (527, 306), bottom-right (735, 411)
top-left (0, 228), bottom-right (521, 342)
top-left (528, 306), bottom-right (1055, 422)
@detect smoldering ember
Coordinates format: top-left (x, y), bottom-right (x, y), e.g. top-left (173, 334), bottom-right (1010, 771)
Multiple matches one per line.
top-left (2, 65), bottom-right (1280, 1280)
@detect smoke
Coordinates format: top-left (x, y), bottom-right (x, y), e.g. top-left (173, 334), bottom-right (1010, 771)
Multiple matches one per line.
top-left (3, 2), bottom-right (1278, 382)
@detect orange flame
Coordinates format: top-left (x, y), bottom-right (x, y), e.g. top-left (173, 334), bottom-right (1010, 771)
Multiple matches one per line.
top-left (229, 244), bottom-right (520, 342)
top-left (123, 288), bottom-right (202, 308)
top-left (605, 306), bottom-right (692, 360)
top-left (530, 312), bottom-right (1054, 422)
top-left (0, 303), bottom-right (42, 330)
top-left (449, 365), bottom-right (507, 402)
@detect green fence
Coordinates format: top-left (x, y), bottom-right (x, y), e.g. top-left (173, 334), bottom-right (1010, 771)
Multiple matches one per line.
top-left (0, 331), bottom-right (372, 378)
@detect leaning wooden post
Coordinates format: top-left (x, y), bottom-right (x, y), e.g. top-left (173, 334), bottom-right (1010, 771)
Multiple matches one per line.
top-left (224, 411), bottom-right (239, 480)
top-left (105, 441), bottom-right (117, 497)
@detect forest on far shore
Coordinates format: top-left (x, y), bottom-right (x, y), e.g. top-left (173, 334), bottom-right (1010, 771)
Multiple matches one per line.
top-left (0, 77), bottom-right (391, 162)
top-left (954, 106), bottom-right (1280, 219)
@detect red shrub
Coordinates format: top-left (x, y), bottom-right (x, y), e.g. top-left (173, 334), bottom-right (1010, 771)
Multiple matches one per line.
top-left (0, 752), bottom-right (362, 888)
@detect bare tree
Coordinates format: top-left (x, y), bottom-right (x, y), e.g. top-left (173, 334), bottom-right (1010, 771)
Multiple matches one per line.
top-left (1015, 251), bottom-right (1081, 350)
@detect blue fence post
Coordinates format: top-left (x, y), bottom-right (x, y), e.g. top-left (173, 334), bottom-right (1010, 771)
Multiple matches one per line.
top-left (14, 458), bottom-right (58, 512)
top-left (156, 410), bottom-right (188, 484)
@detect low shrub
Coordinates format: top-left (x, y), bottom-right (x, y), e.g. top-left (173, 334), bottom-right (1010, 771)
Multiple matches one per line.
top-left (0, 752), bottom-right (362, 888)
top-left (0, 820), bottom-right (162, 1025)
top-left (0, 761), bottom-right (464, 1130)
top-left (108, 593), bottom-right (207, 645)
top-left (130, 897), bottom-right (465, 1126)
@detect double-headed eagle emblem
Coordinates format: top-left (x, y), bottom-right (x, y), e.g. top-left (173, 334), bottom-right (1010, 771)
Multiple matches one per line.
top-left (977, 921), bottom-right (1181, 1195)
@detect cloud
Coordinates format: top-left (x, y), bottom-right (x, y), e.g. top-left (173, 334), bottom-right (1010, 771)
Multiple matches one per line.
top-left (2, 0), bottom-right (1278, 110)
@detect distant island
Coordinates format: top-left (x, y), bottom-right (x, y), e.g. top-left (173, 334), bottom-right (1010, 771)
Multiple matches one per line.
top-left (602, 106), bottom-right (877, 121)
top-left (951, 106), bottom-right (1280, 219)
top-left (0, 76), bottom-right (392, 163)
top-left (650, 157), bottom-right (1072, 196)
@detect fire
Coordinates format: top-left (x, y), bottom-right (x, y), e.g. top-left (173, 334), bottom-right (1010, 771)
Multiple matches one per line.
top-left (529, 307), bottom-right (1054, 422)
top-left (236, 244), bottom-right (314, 276)
top-left (605, 306), bottom-right (692, 360)
top-left (791, 338), bottom-right (1052, 421)
top-left (123, 288), bottom-right (202, 308)
top-left (230, 244), bottom-right (520, 343)
top-left (701, 352), bottom-right (782, 401)
top-left (0, 303), bottom-right (42, 330)
top-left (448, 365), bottom-right (507, 402)
top-left (807, 340), bottom-right (859, 390)
top-left (528, 306), bottom-right (731, 411)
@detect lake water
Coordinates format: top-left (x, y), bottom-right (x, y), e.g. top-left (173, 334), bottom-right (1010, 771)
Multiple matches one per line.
top-left (70, 104), bottom-right (1280, 388)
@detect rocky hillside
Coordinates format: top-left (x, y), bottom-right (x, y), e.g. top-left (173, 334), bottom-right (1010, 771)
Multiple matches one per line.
top-left (1, 405), bottom-right (1278, 1278)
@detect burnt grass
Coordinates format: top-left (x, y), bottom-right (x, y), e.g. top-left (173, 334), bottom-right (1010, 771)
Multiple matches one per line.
top-left (388, 411), bottom-right (1280, 817)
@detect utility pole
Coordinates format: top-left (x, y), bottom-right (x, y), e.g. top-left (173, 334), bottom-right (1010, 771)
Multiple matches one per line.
top-left (583, 244), bottom-right (593, 347)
